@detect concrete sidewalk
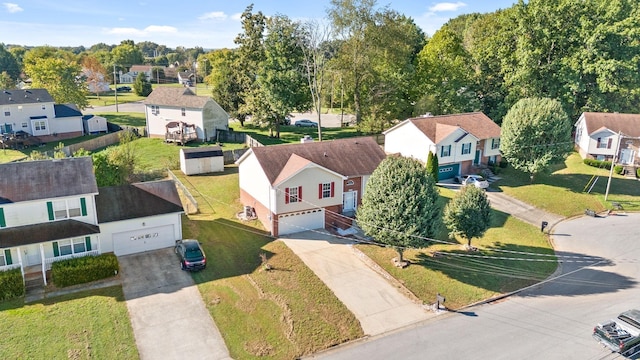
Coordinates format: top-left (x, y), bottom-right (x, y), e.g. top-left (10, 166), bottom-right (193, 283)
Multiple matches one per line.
top-left (486, 191), bottom-right (564, 230)
top-left (119, 248), bottom-right (231, 360)
top-left (280, 231), bottom-right (433, 336)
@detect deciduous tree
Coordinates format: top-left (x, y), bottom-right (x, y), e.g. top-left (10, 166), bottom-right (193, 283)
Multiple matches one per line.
top-left (443, 185), bottom-right (491, 248)
top-left (357, 156), bottom-right (440, 264)
top-left (500, 97), bottom-right (572, 181)
top-left (25, 57), bottom-right (88, 109)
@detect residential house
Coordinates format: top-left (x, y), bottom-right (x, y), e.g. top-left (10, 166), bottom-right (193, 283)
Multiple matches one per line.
top-left (0, 157), bottom-right (184, 285)
top-left (177, 71), bottom-right (195, 85)
top-left (129, 65), bottom-right (154, 81)
top-left (574, 112), bottom-right (640, 165)
top-left (237, 137), bottom-right (386, 236)
top-left (118, 72), bottom-right (134, 84)
top-left (383, 112), bottom-right (502, 179)
top-left (0, 89), bottom-right (84, 142)
top-left (144, 87), bottom-right (229, 142)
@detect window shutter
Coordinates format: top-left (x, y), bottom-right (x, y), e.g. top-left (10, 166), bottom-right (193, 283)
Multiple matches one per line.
top-left (4, 249), bottom-right (12, 265)
top-left (47, 201), bottom-right (54, 221)
top-left (53, 242), bottom-right (59, 257)
top-left (330, 182), bottom-right (335, 197)
top-left (285, 188), bottom-right (290, 204)
top-left (440, 146), bottom-right (444, 157)
top-left (80, 197), bottom-right (87, 216)
top-left (298, 187), bottom-right (302, 200)
top-left (318, 184), bottom-right (323, 199)
top-left (607, 138), bottom-right (612, 149)
top-left (85, 237), bottom-right (92, 251)
top-left (0, 208), bottom-right (5, 228)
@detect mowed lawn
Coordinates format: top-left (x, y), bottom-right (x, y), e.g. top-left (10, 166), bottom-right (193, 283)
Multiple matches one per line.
top-left (174, 167), bottom-right (363, 360)
top-left (0, 286), bottom-right (137, 359)
top-left (356, 187), bottom-right (557, 310)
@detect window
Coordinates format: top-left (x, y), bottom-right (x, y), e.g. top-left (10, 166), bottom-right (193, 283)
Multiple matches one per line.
top-left (462, 143), bottom-right (472, 155)
top-left (53, 200), bottom-right (68, 219)
top-left (34, 120), bottom-right (46, 131)
top-left (3, 107), bottom-right (9, 116)
top-left (41, 105), bottom-right (46, 110)
top-left (151, 105), bottom-right (160, 115)
top-left (597, 137), bottom-right (612, 149)
top-left (575, 128), bottom-right (582, 142)
top-left (181, 108), bottom-right (186, 116)
top-left (319, 182), bottom-right (334, 199)
top-left (22, 122), bottom-right (27, 128)
top-left (0, 250), bottom-right (7, 266)
top-left (285, 186), bottom-right (301, 204)
top-left (491, 138), bottom-right (500, 149)
top-left (67, 198), bottom-right (82, 217)
top-left (440, 145), bottom-right (451, 157)
top-left (55, 238), bottom-right (89, 257)
top-left (49, 198), bottom-right (86, 220)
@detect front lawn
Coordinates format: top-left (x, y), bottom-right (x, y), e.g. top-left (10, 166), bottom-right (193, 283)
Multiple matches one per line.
top-left (232, 122), bottom-right (364, 145)
top-left (496, 152), bottom-right (640, 216)
top-left (0, 286), bottom-right (137, 359)
top-left (175, 167), bottom-right (363, 359)
top-left (356, 187), bottom-right (557, 310)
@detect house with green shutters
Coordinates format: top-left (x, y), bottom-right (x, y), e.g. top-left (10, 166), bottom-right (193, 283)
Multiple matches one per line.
top-left (0, 157), bottom-right (184, 286)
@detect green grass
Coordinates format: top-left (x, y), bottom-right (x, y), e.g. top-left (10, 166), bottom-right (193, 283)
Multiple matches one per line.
top-left (495, 152), bottom-right (640, 216)
top-left (0, 148), bottom-right (27, 163)
top-left (0, 286), bottom-right (138, 359)
top-left (357, 187), bottom-right (557, 310)
top-left (95, 112), bottom-right (147, 128)
top-left (87, 90), bottom-right (146, 107)
top-left (232, 122), bottom-right (363, 145)
top-left (175, 167), bottom-right (363, 360)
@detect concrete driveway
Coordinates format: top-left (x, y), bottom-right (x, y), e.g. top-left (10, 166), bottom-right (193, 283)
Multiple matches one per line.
top-left (119, 248), bottom-right (231, 360)
top-left (280, 231), bottom-right (433, 336)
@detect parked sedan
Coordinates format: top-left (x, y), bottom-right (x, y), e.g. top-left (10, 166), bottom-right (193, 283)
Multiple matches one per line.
top-left (455, 174), bottom-right (489, 189)
top-left (175, 239), bottom-right (206, 271)
top-left (294, 119), bottom-right (318, 127)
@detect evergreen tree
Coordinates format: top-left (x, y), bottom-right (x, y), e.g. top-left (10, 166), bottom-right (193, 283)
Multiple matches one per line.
top-left (426, 151), bottom-right (439, 182)
top-left (133, 72), bottom-right (152, 96)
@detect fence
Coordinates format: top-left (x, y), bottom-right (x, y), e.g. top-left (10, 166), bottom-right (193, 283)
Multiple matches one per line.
top-left (167, 169), bottom-right (198, 214)
top-left (223, 148), bottom-right (249, 164)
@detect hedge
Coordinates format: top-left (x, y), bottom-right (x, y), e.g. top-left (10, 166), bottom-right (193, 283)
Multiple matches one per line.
top-left (0, 268), bottom-right (25, 301)
top-left (51, 253), bottom-right (119, 288)
top-left (583, 158), bottom-right (612, 169)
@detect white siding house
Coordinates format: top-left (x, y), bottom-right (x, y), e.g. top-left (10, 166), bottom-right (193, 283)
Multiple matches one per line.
top-left (574, 112), bottom-right (640, 165)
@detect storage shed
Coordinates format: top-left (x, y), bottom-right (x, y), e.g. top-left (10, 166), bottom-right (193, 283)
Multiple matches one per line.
top-left (82, 114), bottom-right (108, 134)
top-left (180, 146), bottom-right (224, 175)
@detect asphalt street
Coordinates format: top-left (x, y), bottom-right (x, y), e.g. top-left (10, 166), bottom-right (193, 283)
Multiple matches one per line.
top-left (309, 213), bottom-right (640, 360)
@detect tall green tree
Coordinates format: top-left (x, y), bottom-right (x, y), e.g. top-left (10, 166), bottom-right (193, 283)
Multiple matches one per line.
top-left (0, 71), bottom-right (14, 89)
top-left (426, 151), bottom-right (439, 182)
top-left (443, 185), bottom-right (491, 248)
top-left (500, 97), bottom-right (573, 181)
top-left (25, 57), bottom-right (88, 109)
top-left (357, 156), bottom-right (440, 264)
top-left (206, 49), bottom-right (245, 124)
top-left (0, 44), bottom-right (20, 83)
top-left (133, 72), bottom-right (152, 96)
top-left (249, 15), bottom-right (310, 138)
top-left (112, 40), bottom-right (144, 68)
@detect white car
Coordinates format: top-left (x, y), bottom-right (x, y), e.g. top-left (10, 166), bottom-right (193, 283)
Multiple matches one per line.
top-left (455, 174), bottom-right (489, 189)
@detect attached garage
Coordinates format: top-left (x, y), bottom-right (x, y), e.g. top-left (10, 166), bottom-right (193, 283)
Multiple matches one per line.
top-left (112, 224), bottom-right (176, 256)
top-left (438, 163), bottom-right (460, 180)
top-left (277, 209), bottom-right (325, 236)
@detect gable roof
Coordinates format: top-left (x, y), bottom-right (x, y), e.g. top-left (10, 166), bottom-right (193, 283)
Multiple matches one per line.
top-left (0, 89), bottom-right (54, 106)
top-left (181, 146), bottom-right (223, 159)
top-left (387, 112), bottom-right (500, 142)
top-left (0, 157), bottom-right (97, 204)
top-left (579, 112), bottom-right (640, 137)
top-left (143, 87), bottom-right (210, 109)
top-left (54, 104), bottom-right (82, 118)
top-left (129, 65), bottom-right (153, 72)
top-left (0, 219), bottom-right (100, 248)
top-left (95, 180), bottom-right (183, 223)
top-left (244, 136), bottom-right (386, 185)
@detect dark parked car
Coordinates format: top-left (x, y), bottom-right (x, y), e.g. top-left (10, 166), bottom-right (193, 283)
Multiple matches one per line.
top-left (175, 239), bottom-right (206, 271)
top-left (116, 86), bottom-right (131, 92)
top-left (294, 119), bottom-right (318, 127)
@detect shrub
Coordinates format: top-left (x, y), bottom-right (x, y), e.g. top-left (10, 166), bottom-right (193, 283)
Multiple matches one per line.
top-left (51, 254), bottom-right (119, 288)
top-left (614, 165), bottom-right (624, 175)
top-left (637, 168), bottom-right (640, 178)
top-left (583, 158), bottom-right (612, 170)
top-left (0, 268), bottom-right (25, 300)
top-left (499, 159), bottom-right (508, 168)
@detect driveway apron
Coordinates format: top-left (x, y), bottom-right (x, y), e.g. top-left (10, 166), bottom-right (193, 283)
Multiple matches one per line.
top-left (280, 231), bottom-right (432, 336)
top-left (486, 191), bottom-right (564, 229)
top-left (119, 248), bottom-right (231, 360)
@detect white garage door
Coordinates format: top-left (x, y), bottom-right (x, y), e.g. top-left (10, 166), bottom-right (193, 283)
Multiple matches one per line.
top-left (112, 224), bottom-right (176, 256)
top-left (278, 209), bottom-right (325, 236)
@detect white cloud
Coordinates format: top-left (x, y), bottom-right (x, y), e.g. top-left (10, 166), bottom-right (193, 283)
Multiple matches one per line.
top-left (429, 2), bottom-right (467, 12)
top-left (198, 11), bottom-right (227, 21)
top-left (3, 2), bottom-right (23, 13)
top-left (231, 12), bottom-right (242, 21)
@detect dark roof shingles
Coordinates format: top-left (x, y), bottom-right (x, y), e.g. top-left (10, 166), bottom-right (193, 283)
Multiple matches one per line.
top-left (0, 89), bottom-right (54, 106)
top-left (0, 220), bottom-right (100, 247)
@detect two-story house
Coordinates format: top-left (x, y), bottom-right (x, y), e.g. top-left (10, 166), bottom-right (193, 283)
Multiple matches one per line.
top-left (0, 157), bottom-right (184, 285)
top-left (383, 112), bottom-right (502, 180)
top-left (237, 137), bottom-right (386, 236)
top-left (144, 87), bottom-right (229, 142)
top-left (574, 112), bottom-right (640, 165)
top-left (0, 89), bottom-right (84, 142)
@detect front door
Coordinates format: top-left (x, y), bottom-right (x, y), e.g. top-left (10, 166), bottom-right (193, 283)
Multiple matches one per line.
top-left (474, 149), bottom-right (482, 165)
top-left (343, 191), bottom-right (357, 213)
top-left (620, 149), bottom-right (634, 165)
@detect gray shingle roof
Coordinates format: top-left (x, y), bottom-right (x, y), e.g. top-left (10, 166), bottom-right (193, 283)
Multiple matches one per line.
top-left (54, 104), bottom-right (82, 118)
top-left (95, 180), bottom-right (183, 223)
top-left (143, 87), bottom-right (210, 109)
top-left (182, 146), bottom-right (223, 159)
top-left (0, 89), bottom-right (54, 106)
top-left (248, 137), bottom-right (386, 185)
top-left (0, 157), bottom-right (98, 204)
top-left (0, 220), bottom-right (100, 248)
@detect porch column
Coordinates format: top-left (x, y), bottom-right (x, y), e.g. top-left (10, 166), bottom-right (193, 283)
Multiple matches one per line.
top-left (16, 247), bottom-right (25, 283)
top-left (39, 244), bottom-right (47, 286)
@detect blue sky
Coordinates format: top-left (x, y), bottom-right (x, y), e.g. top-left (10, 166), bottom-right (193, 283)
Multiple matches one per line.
top-left (0, 1), bottom-right (517, 49)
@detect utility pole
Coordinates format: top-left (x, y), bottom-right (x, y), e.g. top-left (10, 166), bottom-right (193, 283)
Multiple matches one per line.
top-left (605, 131), bottom-right (622, 201)
top-left (113, 64), bottom-right (119, 113)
